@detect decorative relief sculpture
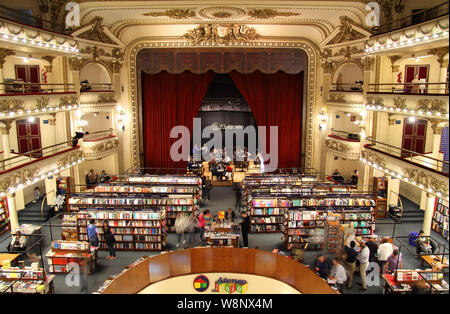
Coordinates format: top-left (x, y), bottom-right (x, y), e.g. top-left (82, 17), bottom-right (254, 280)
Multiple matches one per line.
top-left (77, 17), bottom-right (116, 45)
top-left (327, 93), bottom-right (346, 103)
top-left (0, 167), bottom-right (40, 193)
top-left (35, 97), bottom-right (49, 110)
top-left (328, 16), bottom-right (366, 45)
top-left (56, 150), bottom-right (84, 168)
top-left (59, 95), bottom-right (79, 106)
top-left (183, 24), bottom-right (260, 45)
top-left (416, 99), bottom-right (448, 115)
top-left (143, 9), bottom-right (196, 19)
top-left (97, 93), bottom-right (117, 103)
top-left (403, 168), bottom-right (449, 195)
top-left (247, 8), bottom-right (300, 19)
top-left (393, 97), bottom-right (406, 109)
top-left (0, 99), bottom-right (25, 114)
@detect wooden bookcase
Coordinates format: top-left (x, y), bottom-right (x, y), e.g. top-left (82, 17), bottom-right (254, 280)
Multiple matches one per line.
top-left (76, 210), bottom-right (166, 251)
top-left (0, 198), bottom-right (10, 236)
top-left (373, 177), bottom-right (388, 219)
top-left (432, 197), bottom-right (449, 241)
top-left (0, 266), bottom-right (54, 294)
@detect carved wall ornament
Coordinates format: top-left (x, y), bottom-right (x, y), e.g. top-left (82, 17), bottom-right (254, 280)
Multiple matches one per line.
top-left (97, 93), bottom-right (117, 103)
top-left (0, 167), bottom-right (40, 193)
top-left (0, 99), bottom-right (25, 114)
top-left (35, 97), bottom-right (50, 110)
top-left (393, 97), bottom-right (407, 110)
top-left (0, 48), bottom-right (15, 69)
top-left (183, 24), bottom-right (260, 45)
top-left (389, 55), bottom-right (402, 72)
top-left (59, 95), bottom-right (79, 106)
top-left (143, 9), bottom-right (196, 19)
top-left (326, 138), bottom-right (351, 153)
top-left (104, 60), bottom-right (122, 74)
top-left (403, 168), bottom-right (449, 195)
top-left (430, 119), bottom-right (448, 135)
top-left (322, 61), bottom-right (335, 74)
top-left (321, 48), bottom-right (332, 62)
top-left (56, 150), bottom-right (84, 168)
top-left (416, 99), bottom-right (448, 115)
top-left (328, 16), bottom-right (366, 45)
top-left (361, 150), bottom-right (386, 168)
top-left (77, 16), bottom-right (116, 45)
top-left (362, 56), bottom-right (375, 71)
top-left (84, 138), bottom-right (120, 160)
top-left (333, 46), bottom-right (364, 60)
top-left (428, 47), bottom-right (450, 68)
top-left (247, 8), bottom-right (300, 19)
top-left (365, 96), bottom-right (384, 106)
top-left (68, 57), bottom-right (85, 71)
top-left (327, 93), bottom-right (346, 103)
top-left (42, 55), bottom-right (56, 66)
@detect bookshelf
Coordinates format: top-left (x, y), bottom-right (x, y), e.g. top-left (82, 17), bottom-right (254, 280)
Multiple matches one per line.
top-left (204, 222), bottom-right (240, 247)
top-left (0, 264), bottom-right (54, 294)
top-left (432, 198), bottom-right (449, 241)
top-left (57, 176), bottom-right (73, 198)
top-left (61, 214), bottom-right (78, 241)
top-left (76, 210), bottom-right (166, 251)
top-left (249, 198), bottom-right (290, 233)
top-left (0, 198), bottom-right (9, 236)
top-left (46, 240), bottom-right (97, 274)
top-left (373, 177), bottom-right (388, 218)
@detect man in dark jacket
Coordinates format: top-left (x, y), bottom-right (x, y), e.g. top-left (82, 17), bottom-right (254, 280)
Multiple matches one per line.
top-left (240, 212), bottom-right (250, 247)
top-left (313, 255), bottom-right (330, 279)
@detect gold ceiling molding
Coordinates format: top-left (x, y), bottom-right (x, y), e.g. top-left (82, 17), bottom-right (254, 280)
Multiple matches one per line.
top-left (143, 8), bottom-right (195, 19)
top-left (197, 7), bottom-right (246, 20)
top-left (182, 24), bottom-right (260, 45)
top-left (77, 16), bottom-right (116, 45)
top-left (416, 99), bottom-right (448, 115)
top-left (247, 8), bottom-right (300, 19)
top-left (0, 99), bottom-right (25, 114)
top-left (328, 16), bottom-right (366, 45)
top-left (126, 39), bottom-right (318, 171)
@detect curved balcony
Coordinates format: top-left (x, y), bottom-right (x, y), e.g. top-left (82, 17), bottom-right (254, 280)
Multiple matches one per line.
top-left (327, 84), bottom-right (364, 108)
top-left (82, 129), bottom-right (119, 161)
top-left (325, 129), bottom-right (361, 161)
top-left (0, 141), bottom-right (84, 196)
top-left (361, 138), bottom-right (449, 199)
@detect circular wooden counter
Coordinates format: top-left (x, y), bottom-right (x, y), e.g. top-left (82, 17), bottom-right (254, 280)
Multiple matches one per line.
top-left (100, 247), bottom-right (337, 294)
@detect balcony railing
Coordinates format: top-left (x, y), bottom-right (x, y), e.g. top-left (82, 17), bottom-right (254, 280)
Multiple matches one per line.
top-left (329, 129), bottom-right (361, 142)
top-left (83, 129), bottom-right (115, 142)
top-left (80, 83), bottom-right (113, 93)
top-left (0, 4), bottom-right (71, 36)
top-left (0, 82), bottom-right (76, 96)
top-left (364, 137), bottom-right (448, 175)
top-left (367, 82), bottom-right (449, 95)
top-left (371, 2), bottom-right (449, 36)
top-left (330, 83), bottom-right (363, 92)
top-left (0, 140), bottom-right (76, 172)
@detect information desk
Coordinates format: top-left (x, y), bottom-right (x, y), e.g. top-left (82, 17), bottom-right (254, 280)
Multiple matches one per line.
top-left (98, 247), bottom-right (337, 294)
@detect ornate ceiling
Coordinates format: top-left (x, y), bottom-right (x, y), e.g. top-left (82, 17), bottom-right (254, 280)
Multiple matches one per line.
top-left (73, 1), bottom-right (371, 47)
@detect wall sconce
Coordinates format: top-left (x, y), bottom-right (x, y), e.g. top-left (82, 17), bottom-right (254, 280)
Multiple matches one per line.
top-left (318, 110), bottom-right (327, 130)
top-left (116, 105), bottom-right (128, 131)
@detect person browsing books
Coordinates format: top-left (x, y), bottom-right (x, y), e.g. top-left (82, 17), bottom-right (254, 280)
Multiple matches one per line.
top-left (313, 255), bottom-right (330, 279)
top-left (344, 241), bottom-right (358, 289)
top-left (198, 210), bottom-right (206, 242)
top-left (377, 238), bottom-right (394, 273)
top-left (103, 220), bottom-right (116, 260)
top-left (240, 211), bottom-right (250, 247)
top-left (87, 219), bottom-right (99, 247)
top-left (357, 240), bottom-right (370, 291)
top-left (329, 258), bottom-right (347, 293)
top-left (225, 208), bottom-right (236, 222)
top-left (384, 249), bottom-right (402, 274)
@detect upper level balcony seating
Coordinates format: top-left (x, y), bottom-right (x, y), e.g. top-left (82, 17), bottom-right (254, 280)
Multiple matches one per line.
top-left (325, 129), bottom-right (361, 161)
top-left (82, 129), bottom-right (119, 161)
top-left (371, 2), bottom-right (449, 36)
top-left (0, 82), bottom-right (76, 96)
top-left (0, 4), bottom-right (72, 36)
top-left (367, 82), bottom-right (449, 96)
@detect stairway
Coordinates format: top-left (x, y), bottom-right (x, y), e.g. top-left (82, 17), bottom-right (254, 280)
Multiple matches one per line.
top-left (400, 196), bottom-right (425, 224)
top-left (17, 199), bottom-right (50, 224)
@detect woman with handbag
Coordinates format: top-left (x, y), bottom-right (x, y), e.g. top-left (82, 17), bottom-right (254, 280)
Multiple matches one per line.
top-left (103, 220), bottom-right (116, 260)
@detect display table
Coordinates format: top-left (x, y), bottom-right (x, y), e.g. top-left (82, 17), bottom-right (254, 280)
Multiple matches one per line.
top-left (420, 255), bottom-right (449, 270)
top-left (382, 274), bottom-right (412, 294)
top-left (46, 241), bottom-right (98, 274)
top-left (204, 222), bottom-right (240, 247)
top-left (96, 247), bottom-right (338, 294)
top-left (0, 254), bottom-right (20, 265)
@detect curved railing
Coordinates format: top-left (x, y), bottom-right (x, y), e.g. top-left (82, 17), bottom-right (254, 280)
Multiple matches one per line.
top-left (98, 247), bottom-right (337, 294)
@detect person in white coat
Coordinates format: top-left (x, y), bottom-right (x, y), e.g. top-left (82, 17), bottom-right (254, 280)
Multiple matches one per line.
top-left (357, 240), bottom-right (370, 291)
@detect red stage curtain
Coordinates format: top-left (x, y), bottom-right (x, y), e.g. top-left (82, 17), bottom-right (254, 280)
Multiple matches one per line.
top-left (142, 70), bottom-right (215, 169)
top-left (229, 70), bottom-right (304, 169)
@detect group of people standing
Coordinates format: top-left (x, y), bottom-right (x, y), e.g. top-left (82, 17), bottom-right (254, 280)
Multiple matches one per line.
top-left (86, 219), bottom-right (116, 260)
top-left (314, 237), bottom-right (402, 293)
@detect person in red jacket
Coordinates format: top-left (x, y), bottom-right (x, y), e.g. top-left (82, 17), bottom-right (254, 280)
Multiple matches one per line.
top-left (198, 210), bottom-right (206, 242)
